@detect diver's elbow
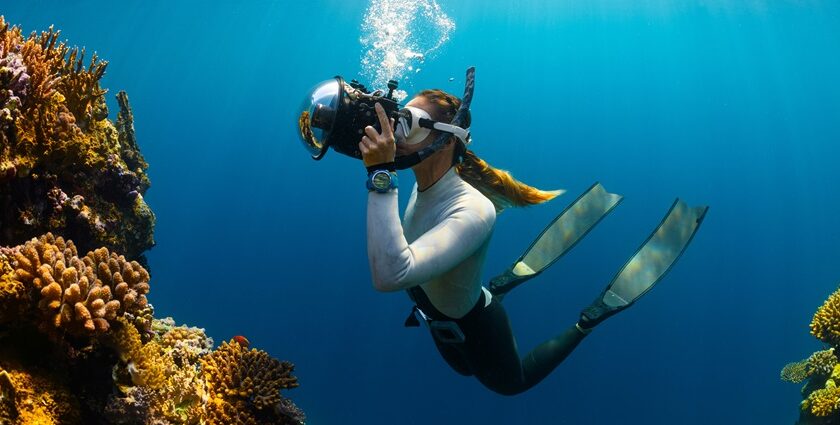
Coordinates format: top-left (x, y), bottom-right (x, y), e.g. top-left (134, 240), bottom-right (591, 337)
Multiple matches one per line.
top-left (371, 276), bottom-right (401, 292)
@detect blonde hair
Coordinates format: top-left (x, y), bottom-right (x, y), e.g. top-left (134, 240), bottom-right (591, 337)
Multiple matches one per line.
top-left (417, 89), bottom-right (562, 211)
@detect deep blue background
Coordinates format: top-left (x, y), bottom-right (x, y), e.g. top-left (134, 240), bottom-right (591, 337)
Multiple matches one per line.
top-left (4, 1), bottom-right (840, 423)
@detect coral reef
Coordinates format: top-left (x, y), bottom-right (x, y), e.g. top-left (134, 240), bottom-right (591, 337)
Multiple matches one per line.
top-left (0, 17), bottom-right (305, 425)
top-left (0, 16), bottom-right (154, 262)
top-left (783, 286), bottom-right (840, 424)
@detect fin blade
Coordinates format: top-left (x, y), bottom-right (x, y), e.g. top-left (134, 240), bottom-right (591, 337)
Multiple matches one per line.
top-left (601, 199), bottom-right (709, 308)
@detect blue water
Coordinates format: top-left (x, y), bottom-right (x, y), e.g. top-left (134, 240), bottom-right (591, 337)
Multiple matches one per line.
top-left (5, 1), bottom-right (840, 423)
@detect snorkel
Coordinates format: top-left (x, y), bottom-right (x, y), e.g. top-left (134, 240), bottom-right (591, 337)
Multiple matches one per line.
top-left (297, 67), bottom-right (475, 170)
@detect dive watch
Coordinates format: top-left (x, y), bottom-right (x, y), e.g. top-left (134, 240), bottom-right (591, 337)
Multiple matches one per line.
top-left (367, 170), bottom-right (398, 193)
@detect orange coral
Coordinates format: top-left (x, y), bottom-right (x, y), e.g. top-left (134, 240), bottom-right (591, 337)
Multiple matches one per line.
top-left (812, 287), bottom-right (840, 346)
top-left (202, 339), bottom-right (303, 425)
top-left (10, 233), bottom-right (150, 335)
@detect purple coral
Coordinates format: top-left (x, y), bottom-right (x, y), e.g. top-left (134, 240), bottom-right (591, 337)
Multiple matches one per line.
top-left (0, 51), bottom-right (30, 99)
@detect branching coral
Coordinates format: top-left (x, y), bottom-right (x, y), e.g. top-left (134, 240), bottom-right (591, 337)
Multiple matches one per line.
top-left (9, 232), bottom-right (150, 335)
top-left (0, 16), bottom-right (154, 260)
top-left (202, 339), bottom-right (304, 425)
top-left (812, 288), bottom-right (840, 347)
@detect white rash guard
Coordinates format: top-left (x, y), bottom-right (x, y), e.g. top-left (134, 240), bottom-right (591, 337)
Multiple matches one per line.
top-left (366, 167), bottom-right (497, 319)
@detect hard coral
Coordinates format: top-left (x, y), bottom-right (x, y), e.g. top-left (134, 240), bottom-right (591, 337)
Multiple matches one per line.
top-left (0, 16), bottom-right (154, 261)
top-left (10, 232), bottom-right (151, 336)
top-left (202, 339), bottom-right (303, 425)
top-left (809, 349), bottom-right (839, 377)
top-left (812, 288), bottom-right (840, 347)
top-left (807, 384), bottom-right (840, 417)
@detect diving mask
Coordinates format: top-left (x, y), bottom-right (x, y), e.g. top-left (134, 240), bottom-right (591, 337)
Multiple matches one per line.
top-left (395, 106), bottom-right (471, 146)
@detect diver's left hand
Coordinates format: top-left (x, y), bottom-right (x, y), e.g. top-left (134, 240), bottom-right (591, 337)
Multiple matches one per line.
top-left (359, 102), bottom-right (396, 168)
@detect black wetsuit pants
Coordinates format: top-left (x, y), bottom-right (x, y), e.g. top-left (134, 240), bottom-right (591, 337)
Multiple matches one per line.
top-left (430, 290), bottom-right (586, 396)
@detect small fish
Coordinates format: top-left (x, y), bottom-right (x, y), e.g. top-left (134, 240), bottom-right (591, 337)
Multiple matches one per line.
top-left (232, 335), bottom-right (250, 348)
top-left (448, 77), bottom-right (455, 82)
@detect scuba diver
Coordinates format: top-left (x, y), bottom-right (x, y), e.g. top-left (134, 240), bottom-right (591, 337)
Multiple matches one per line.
top-left (298, 68), bottom-right (707, 395)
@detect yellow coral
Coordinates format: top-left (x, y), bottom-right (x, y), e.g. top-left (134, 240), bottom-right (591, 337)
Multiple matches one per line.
top-left (807, 386), bottom-right (840, 417)
top-left (112, 317), bottom-right (169, 389)
top-left (812, 287), bottom-right (840, 346)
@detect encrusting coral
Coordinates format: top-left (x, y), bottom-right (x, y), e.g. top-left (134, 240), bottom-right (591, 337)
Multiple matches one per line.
top-left (0, 15), bottom-right (154, 262)
top-left (783, 286), bottom-right (840, 424)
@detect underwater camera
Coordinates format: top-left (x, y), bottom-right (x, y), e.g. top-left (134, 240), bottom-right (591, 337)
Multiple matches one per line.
top-left (297, 67), bottom-right (475, 169)
top-left (297, 76), bottom-right (402, 161)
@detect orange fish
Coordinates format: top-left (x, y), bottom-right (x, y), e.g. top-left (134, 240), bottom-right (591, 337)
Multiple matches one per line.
top-left (232, 335), bottom-right (250, 348)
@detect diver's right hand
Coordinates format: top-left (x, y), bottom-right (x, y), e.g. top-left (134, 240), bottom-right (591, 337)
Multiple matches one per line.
top-left (359, 102), bottom-right (396, 168)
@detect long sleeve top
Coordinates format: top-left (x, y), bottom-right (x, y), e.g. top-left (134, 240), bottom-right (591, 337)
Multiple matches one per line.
top-left (366, 167), bottom-right (497, 319)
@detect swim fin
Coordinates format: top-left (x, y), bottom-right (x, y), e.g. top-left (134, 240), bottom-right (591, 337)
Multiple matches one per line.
top-left (579, 199), bottom-right (709, 329)
top-left (488, 183), bottom-right (623, 300)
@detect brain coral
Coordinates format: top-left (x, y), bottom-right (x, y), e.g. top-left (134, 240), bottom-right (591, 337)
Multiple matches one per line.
top-left (202, 339), bottom-right (304, 425)
top-left (0, 16), bottom-right (154, 261)
top-left (812, 287), bottom-right (840, 347)
top-left (10, 232), bottom-right (150, 335)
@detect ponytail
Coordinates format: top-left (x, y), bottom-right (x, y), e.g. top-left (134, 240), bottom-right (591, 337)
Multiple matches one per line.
top-left (456, 148), bottom-right (562, 212)
top-left (417, 89), bottom-right (561, 212)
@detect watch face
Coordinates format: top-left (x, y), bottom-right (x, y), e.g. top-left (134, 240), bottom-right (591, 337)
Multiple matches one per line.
top-left (372, 171), bottom-right (391, 190)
